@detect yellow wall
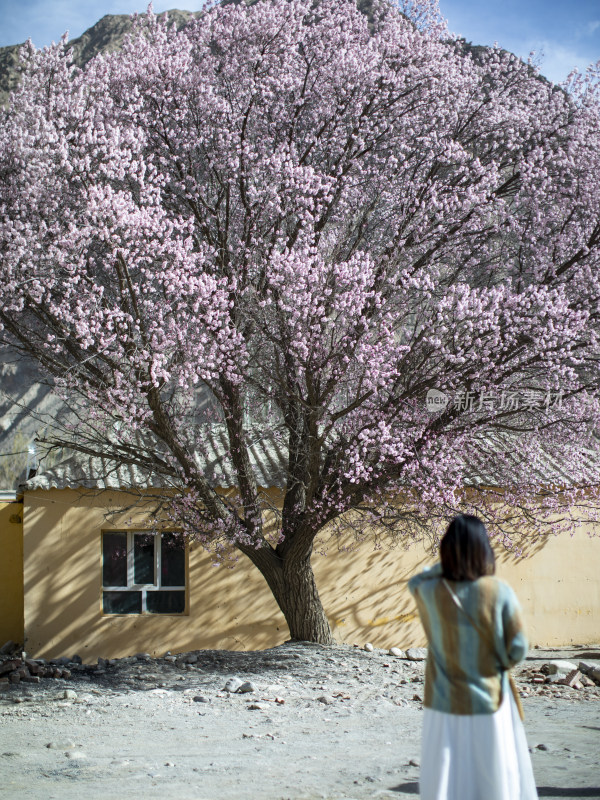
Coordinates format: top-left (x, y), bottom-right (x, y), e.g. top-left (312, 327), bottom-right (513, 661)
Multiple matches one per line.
top-left (0, 499), bottom-right (24, 646)
top-left (22, 488), bottom-right (600, 660)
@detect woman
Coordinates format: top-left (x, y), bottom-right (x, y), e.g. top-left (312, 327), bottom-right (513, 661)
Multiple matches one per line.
top-left (408, 514), bottom-right (538, 800)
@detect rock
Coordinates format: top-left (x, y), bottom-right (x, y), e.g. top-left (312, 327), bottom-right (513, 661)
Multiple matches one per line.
top-left (185, 654), bottom-right (198, 664)
top-left (547, 660), bottom-right (578, 674)
top-left (247, 703), bottom-right (265, 710)
top-left (578, 662), bottom-right (600, 682)
top-left (165, 761), bottom-right (175, 767)
top-left (136, 653), bottom-right (151, 661)
top-left (71, 655), bottom-right (82, 665)
top-left (409, 758), bottom-right (420, 767)
top-left (46, 741), bottom-right (75, 749)
top-left (0, 660), bottom-right (22, 677)
top-left (545, 674), bottom-right (567, 684)
top-left (223, 677), bottom-right (243, 693)
top-left (193, 695), bottom-right (210, 703)
top-left (577, 660), bottom-right (600, 673)
top-left (557, 669), bottom-right (582, 688)
top-left (364, 643), bottom-right (374, 652)
top-left (63, 690), bottom-right (77, 700)
top-left (52, 657), bottom-right (71, 666)
top-left (536, 743), bottom-right (549, 751)
top-left (389, 647), bottom-right (404, 658)
top-left (164, 656), bottom-right (177, 663)
top-left (317, 695), bottom-right (333, 704)
top-left (65, 750), bottom-right (87, 760)
top-left (406, 648), bottom-right (427, 661)
top-left (236, 681), bottom-right (256, 694)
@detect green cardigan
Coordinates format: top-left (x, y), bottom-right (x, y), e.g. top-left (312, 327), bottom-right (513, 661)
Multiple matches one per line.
top-left (408, 563), bottom-right (528, 715)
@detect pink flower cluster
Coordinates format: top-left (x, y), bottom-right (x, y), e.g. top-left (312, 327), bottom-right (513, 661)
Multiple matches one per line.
top-left (1, 0), bottom-right (599, 555)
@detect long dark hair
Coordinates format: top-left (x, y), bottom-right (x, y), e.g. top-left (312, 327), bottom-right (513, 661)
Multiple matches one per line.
top-left (440, 514), bottom-right (495, 582)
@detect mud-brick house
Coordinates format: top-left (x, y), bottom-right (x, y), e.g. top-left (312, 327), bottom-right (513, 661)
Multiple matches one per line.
top-left (1, 437), bottom-right (599, 661)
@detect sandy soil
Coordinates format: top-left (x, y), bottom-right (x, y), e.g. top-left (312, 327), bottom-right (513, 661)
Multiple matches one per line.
top-left (1, 642), bottom-right (599, 800)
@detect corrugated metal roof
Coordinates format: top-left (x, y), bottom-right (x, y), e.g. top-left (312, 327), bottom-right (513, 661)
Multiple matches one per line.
top-left (461, 431), bottom-right (600, 488)
top-left (22, 426), bottom-right (600, 492)
top-left (23, 425), bottom-right (289, 491)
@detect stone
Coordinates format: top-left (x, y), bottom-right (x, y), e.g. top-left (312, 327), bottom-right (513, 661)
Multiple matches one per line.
top-left (317, 695), bottom-right (333, 704)
top-left (545, 674), bottom-right (566, 684)
top-left (536, 743), bottom-right (549, 751)
top-left (547, 660), bottom-right (578, 674)
top-left (136, 653), bottom-right (151, 661)
top-left (389, 647), bottom-right (404, 658)
top-left (408, 758), bottom-right (420, 767)
top-left (71, 655), bottom-right (82, 665)
top-left (236, 681), bottom-right (256, 694)
top-left (164, 656), bottom-right (177, 663)
top-left (247, 703), bottom-right (265, 710)
top-left (578, 662), bottom-right (600, 683)
top-left (406, 648), bottom-right (427, 661)
top-left (193, 696), bottom-right (210, 703)
top-left (577, 660), bottom-right (600, 673)
top-left (0, 660), bottom-right (21, 677)
top-left (364, 643), bottom-right (374, 652)
top-left (63, 690), bottom-right (77, 700)
top-left (557, 669), bottom-right (582, 688)
top-left (223, 677), bottom-right (243, 693)
top-left (185, 654), bottom-right (198, 664)
top-left (46, 741), bottom-right (75, 749)
top-left (65, 750), bottom-right (87, 760)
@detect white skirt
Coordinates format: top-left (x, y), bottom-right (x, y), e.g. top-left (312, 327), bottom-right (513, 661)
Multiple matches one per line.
top-left (420, 692), bottom-right (538, 800)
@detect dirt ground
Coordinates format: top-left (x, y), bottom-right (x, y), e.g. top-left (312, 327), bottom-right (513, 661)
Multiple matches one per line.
top-left (1, 642), bottom-right (599, 800)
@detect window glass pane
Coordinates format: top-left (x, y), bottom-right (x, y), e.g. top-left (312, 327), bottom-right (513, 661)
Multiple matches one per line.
top-left (103, 591), bottom-right (142, 614)
top-left (161, 535), bottom-right (185, 587)
top-left (134, 533), bottom-right (155, 585)
top-left (102, 533), bottom-right (127, 587)
top-left (146, 590), bottom-right (185, 614)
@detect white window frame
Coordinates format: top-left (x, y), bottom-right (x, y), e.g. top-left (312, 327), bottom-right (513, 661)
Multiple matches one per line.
top-left (102, 530), bottom-right (186, 615)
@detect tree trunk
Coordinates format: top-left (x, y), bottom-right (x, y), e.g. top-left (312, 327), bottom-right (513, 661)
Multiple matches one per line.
top-left (239, 544), bottom-right (335, 644)
top-left (278, 553), bottom-right (334, 643)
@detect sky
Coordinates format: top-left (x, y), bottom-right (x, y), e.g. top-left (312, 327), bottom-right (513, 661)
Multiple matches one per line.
top-left (0, 0), bottom-right (598, 84)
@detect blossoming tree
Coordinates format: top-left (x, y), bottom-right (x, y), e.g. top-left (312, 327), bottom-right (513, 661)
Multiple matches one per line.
top-left (1, 0), bottom-right (599, 642)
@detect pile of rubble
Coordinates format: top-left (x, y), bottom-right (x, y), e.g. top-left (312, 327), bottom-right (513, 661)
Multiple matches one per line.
top-left (0, 641), bottom-right (82, 685)
top-left (519, 658), bottom-right (600, 697)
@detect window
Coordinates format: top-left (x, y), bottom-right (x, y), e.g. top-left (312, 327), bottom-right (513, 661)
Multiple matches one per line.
top-left (102, 531), bottom-right (186, 615)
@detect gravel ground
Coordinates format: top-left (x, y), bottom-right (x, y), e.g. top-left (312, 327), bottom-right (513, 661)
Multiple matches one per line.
top-left (1, 642), bottom-right (599, 800)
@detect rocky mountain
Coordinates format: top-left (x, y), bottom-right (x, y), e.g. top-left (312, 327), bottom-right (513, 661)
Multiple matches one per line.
top-left (0, 9), bottom-right (201, 107)
top-left (0, 1), bottom-right (394, 107)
